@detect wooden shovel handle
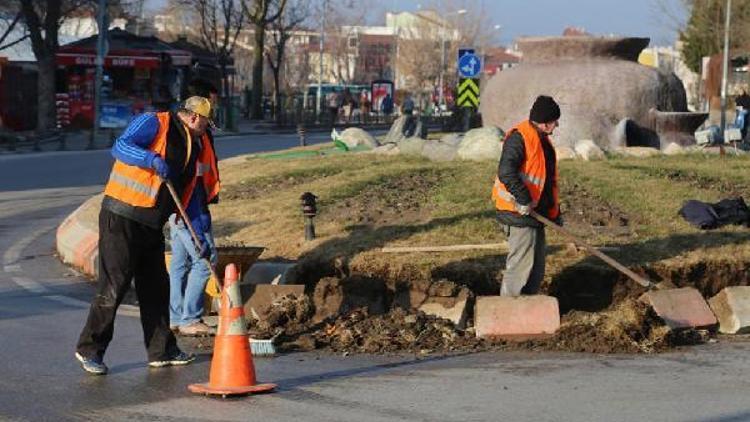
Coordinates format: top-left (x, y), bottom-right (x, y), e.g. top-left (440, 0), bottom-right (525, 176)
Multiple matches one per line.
top-left (164, 179), bottom-right (221, 285)
top-left (529, 210), bottom-right (652, 288)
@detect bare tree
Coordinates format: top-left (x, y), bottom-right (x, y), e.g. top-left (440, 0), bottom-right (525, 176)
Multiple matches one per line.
top-left (173, 0), bottom-right (247, 126)
top-left (265, 0), bottom-right (308, 122)
top-left (247, 0), bottom-right (287, 120)
top-left (395, 16), bottom-right (441, 97)
top-left (16, 0), bottom-right (92, 131)
top-left (4, 0), bottom-right (134, 131)
top-left (0, 10), bottom-right (28, 52)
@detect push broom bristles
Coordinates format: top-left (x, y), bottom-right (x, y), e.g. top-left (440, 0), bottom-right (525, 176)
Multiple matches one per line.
top-left (249, 338), bottom-right (277, 356)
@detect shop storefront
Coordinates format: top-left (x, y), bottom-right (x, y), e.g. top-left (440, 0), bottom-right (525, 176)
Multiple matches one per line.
top-left (55, 28), bottom-right (191, 129)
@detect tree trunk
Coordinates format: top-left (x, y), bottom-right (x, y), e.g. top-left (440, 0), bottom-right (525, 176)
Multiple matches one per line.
top-left (251, 23), bottom-right (266, 120)
top-left (37, 56), bottom-right (56, 131)
top-left (220, 61), bottom-right (230, 129)
top-left (273, 70), bottom-right (281, 124)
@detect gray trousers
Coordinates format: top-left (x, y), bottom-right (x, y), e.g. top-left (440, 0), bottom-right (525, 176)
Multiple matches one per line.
top-left (499, 224), bottom-right (546, 297)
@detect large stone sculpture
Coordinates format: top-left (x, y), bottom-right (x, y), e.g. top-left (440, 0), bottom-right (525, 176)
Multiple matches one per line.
top-left (479, 36), bottom-right (706, 149)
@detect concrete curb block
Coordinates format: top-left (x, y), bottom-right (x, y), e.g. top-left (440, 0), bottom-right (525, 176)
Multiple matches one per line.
top-left (56, 194), bottom-right (102, 278)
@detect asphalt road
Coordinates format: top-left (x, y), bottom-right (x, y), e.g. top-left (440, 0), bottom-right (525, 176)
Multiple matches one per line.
top-left (1, 131), bottom-right (750, 421)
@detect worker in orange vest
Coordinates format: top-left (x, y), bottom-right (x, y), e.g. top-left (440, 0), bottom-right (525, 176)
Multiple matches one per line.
top-left (75, 96), bottom-right (219, 375)
top-left (492, 95), bottom-right (561, 297)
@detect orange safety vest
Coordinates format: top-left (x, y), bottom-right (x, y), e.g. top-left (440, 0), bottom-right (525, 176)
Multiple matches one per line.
top-left (103, 112), bottom-right (220, 208)
top-left (491, 120), bottom-right (559, 219)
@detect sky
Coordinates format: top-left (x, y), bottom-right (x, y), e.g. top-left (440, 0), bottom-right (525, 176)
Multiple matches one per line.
top-left (147, 0), bottom-right (689, 47)
top-left (386, 0), bottom-right (688, 47)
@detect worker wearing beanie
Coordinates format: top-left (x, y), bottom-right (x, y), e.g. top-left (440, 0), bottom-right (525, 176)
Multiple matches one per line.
top-left (491, 95), bottom-right (561, 296)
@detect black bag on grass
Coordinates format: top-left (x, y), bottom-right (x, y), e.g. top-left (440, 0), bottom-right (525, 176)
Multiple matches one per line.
top-left (679, 197), bottom-right (750, 229)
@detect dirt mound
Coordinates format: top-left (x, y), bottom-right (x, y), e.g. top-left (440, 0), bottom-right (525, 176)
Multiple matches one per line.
top-left (310, 308), bottom-right (481, 354)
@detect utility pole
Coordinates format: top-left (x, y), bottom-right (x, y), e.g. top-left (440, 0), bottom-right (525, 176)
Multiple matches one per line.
top-left (315, 0), bottom-right (328, 123)
top-left (720, 0), bottom-right (732, 138)
top-left (89, 0), bottom-right (108, 149)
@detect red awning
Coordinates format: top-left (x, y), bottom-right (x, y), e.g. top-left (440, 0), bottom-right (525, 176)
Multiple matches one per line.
top-left (56, 53), bottom-right (161, 68)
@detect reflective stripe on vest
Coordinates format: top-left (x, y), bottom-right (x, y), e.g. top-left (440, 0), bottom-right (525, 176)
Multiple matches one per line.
top-left (180, 133), bottom-right (220, 206)
top-left (491, 120), bottom-right (559, 219)
top-left (103, 112), bottom-right (170, 208)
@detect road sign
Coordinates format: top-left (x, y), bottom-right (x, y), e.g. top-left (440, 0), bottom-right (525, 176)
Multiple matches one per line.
top-left (458, 53), bottom-right (482, 78)
top-left (457, 78), bottom-right (479, 108)
top-left (457, 48), bottom-right (475, 61)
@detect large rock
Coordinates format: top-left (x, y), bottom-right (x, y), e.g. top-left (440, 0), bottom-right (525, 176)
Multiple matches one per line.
top-left (370, 143), bottom-right (400, 155)
top-left (398, 136), bottom-right (427, 156)
top-left (475, 295), bottom-right (560, 339)
top-left (574, 139), bottom-right (606, 161)
top-left (555, 145), bottom-right (577, 160)
top-left (421, 139), bottom-right (458, 162)
top-left (384, 116), bottom-right (408, 144)
top-left (340, 127), bottom-right (379, 149)
top-left (480, 36), bottom-right (689, 149)
top-left (439, 133), bottom-right (464, 146)
top-left (456, 126), bottom-right (503, 161)
top-left (613, 146), bottom-right (661, 158)
top-left (663, 142), bottom-right (685, 155)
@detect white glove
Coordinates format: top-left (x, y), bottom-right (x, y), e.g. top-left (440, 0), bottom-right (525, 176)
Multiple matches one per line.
top-left (516, 203), bottom-right (531, 216)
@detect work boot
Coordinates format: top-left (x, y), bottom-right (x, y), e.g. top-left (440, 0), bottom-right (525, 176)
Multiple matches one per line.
top-left (148, 350), bottom-right (196, 368)
top-left (75, 352), bottom-right (108, 375)
top-left (177, 321), bottom-right (215, 336)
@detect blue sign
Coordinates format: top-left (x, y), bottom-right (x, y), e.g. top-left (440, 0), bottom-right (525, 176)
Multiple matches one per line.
top-left (458, 53), bottom-right (482, 78)
top-left (100, 103), bottom-right (134, 129)
top-left (457, 48), bottom-right (475, 61)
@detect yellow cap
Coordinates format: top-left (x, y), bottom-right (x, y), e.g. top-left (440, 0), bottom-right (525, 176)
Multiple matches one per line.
top-left (183, 96), bottom-right (212, 119)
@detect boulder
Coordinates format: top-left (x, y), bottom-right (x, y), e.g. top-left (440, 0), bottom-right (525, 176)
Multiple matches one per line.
top-left (663, 142), bottom-right (685, 155)
top-left (457, 126), bottom-right (504, 161)
top-left (613, 146), bottom-right (661, 158)
top-left (340, 127), bottom-right (379, 149)
top-left (480, 37), bottom-right (689, 149)
top-left (555, 145), bottom-right (577, 161)
top-left (439, 133), bottom-right (464, 146)
top-left (370, 143), bottom-right (400, 155)
top-left (421, 140), bottom-right (458, 162)
top-left (383, 116), bottom-right (408, 144)
top-left (398, 137), bottom-right (427, 155)
top-left (574, 139), bottom-right (606, 161)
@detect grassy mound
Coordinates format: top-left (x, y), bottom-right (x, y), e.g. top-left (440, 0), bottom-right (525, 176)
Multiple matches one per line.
top-left (211, 145), bottom-right (750, 354)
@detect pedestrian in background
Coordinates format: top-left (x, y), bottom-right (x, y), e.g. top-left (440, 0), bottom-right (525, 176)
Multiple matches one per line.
top-left (492, 95), bottom-right (561, 297)
top-left (74, 96), bottom-right (219, 375)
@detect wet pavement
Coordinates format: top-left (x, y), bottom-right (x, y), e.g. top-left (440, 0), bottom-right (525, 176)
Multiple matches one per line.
top-left (1, 131), bottom-right (750, 421)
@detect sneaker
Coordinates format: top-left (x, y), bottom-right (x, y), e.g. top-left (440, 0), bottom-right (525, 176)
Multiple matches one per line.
top-left (177, 321), bottom-right (215, 336)
top-left (75, 352), bottom-right (108, 375)
top-left (148, 350), bottom-right (196, 368)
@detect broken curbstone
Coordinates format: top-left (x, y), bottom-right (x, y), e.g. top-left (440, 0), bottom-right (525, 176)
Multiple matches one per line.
top-left (419, 298), bottom-right (469, 330)
top-left (639, 287), bottom-right (717, 330)
top-left (474, 295), bottom-right (560, 339)
top-left (708, 286), bottom-right (750, 334)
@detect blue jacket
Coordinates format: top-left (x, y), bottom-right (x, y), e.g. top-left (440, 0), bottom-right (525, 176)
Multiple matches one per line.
top-left (113, 113), bottom-right (212, 240)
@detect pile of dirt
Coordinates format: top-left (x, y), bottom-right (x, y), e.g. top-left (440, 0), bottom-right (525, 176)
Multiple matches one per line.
top-left (308, 308), bottom-right (482, 354)
top-left (527, 299), bottom-right (671, 353)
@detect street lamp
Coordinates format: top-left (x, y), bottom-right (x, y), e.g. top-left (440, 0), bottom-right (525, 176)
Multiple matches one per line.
top-left (315, 0), bottom-right (329, 124)
top-left (720, 0), bottom-right (732, 138)
top-left (438, 8), bottom-right (466, 112)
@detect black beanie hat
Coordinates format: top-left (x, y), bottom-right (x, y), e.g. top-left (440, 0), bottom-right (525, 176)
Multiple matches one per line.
top-left (529, 95), bottom-right (561, 123)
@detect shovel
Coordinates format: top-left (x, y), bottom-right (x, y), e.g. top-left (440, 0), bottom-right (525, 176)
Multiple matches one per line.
top-left (529, 210), bottom-right (669, 290)
top-left (163, 179), bottom-right (221, 288)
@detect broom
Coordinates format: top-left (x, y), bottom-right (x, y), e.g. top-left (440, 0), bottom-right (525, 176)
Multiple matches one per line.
top-left (165, 180), bottom-right (279, 356)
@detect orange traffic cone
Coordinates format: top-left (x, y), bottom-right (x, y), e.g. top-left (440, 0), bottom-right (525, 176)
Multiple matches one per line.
top-left (188, 263), bottom-right (276, 397)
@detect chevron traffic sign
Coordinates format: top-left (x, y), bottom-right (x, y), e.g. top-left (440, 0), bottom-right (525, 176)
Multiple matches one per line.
top-left (457, 78), bottom-right (479, 108)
